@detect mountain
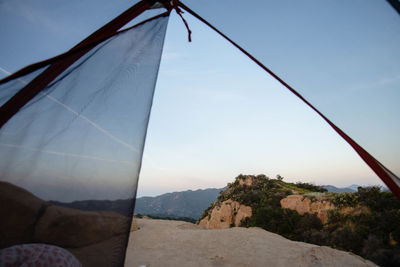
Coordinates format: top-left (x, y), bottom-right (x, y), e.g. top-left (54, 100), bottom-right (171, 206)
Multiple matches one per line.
top-left (348, 184), bottom-right (362, 191)
top-left (134, 188), bottom-right (223, 219)
top-left (322, 185), bottom-right (357, 193)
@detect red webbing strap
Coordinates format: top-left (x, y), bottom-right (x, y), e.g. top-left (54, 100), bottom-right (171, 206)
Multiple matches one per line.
top-left (0, 0), bottom-right (155, 129)
top-left (0, 11), bottom-right (170, 86)
top-left (178, 1), bottom-right (400, 200)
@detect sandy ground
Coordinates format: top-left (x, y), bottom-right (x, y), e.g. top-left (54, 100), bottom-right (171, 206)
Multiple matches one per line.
top-left (125, 219), bottom-right (376, 267)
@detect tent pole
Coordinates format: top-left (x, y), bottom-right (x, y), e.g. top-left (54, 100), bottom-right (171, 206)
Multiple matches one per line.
top-left (386, 0), bottom-right (400, 15)
top-left (0, 0), bottom-right (160, 129)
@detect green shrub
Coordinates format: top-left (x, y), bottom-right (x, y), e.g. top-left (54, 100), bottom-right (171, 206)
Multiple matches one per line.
top-left (357, 186), bottom-right (400, 212)
top-left (327, 210), bottom-right (347, 224)
top-left (250, 206), bottom-right (302, 236)
top-left (332, 192), bottom-right (359, 208)
top-left (331, 225), bottom-right (362, 253)
top-left (362, 234), bottom-right (384, 256)
top-left (297, 213), bottom-right (323, 231)
top-left (298, 229), bottom-right (329, 246)
top-left (369, 248), bottom-right (400, 267)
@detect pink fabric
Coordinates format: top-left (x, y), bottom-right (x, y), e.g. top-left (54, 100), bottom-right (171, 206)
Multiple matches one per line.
top-left (0, 244), bottom-right (81, 267)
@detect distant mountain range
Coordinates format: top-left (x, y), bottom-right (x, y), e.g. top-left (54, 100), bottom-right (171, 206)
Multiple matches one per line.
top-left (51, 187), bottom-right (223, 220)
top-left (51, 184), bottom-right (365, 220)
top-left (134, 188), bottom-right (223, 219)
top-left (322, 184), bottom-right (358, 193)
top-left (50, 199), bottom-right (133, 216)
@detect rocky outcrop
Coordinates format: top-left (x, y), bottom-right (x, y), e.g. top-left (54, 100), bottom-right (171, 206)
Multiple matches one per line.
top-left (0, 181), bottom-right (132, 266)
top-left (34, 205), bottom-right (129, 248)
top-left (198, 199), bottom-right (252, 229)
top-left (126, 219), bottom-right (377, 267)
top-left (280, 195), bottom-right (335, 224)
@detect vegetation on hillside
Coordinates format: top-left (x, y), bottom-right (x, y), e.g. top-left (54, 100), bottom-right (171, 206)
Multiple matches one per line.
top-left (200, 174), bottom-right (400, 267)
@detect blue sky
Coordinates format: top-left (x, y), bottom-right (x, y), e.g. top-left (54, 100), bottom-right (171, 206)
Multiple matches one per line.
top-left (137, 11), bottom-right (380, 196)
top-left (1, 0), bottom-right (399, 199)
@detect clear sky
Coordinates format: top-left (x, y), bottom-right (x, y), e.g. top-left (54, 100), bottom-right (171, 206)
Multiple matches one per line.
top-left (137, 10), bottom-right (379, 196)
top-left (0, 0), bottom-right (399, 199)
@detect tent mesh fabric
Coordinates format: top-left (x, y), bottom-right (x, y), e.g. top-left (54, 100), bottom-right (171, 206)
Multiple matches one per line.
top-left (0, 14), bottom-right (168, 266)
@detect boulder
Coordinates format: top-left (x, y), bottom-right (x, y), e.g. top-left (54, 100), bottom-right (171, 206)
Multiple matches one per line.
top-left (0, 181), bottom-right (130, 249)
top-left (0, 181), bottom-right (132, 266)
top-left (126, 219), bottom-right (377, 267)
top-left (34, 205), bottom-right (130, 248)
top-left (198, 199), bottom-right (252, 229)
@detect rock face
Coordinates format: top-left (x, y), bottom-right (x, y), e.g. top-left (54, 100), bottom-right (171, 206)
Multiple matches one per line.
top-left (280, 195), bottom-right (335, 224)
top-left (34, 205), bottom-right (130, 248)
top-left (0, 181), bottom-right (131, 266)
top-left (126, 219), bottom-right (377, 267)
top-left (198, 199), bottom-right (252, 229)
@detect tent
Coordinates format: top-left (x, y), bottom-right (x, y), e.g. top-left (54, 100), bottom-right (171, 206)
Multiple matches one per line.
top-left (0, 0), bottom-right (399, 266)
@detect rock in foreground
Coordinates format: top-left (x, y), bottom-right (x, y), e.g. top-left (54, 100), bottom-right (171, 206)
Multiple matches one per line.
top-left (0, 181), bottom-right (130, 267)
top-left (125, 219), bottom-right (376, 267)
